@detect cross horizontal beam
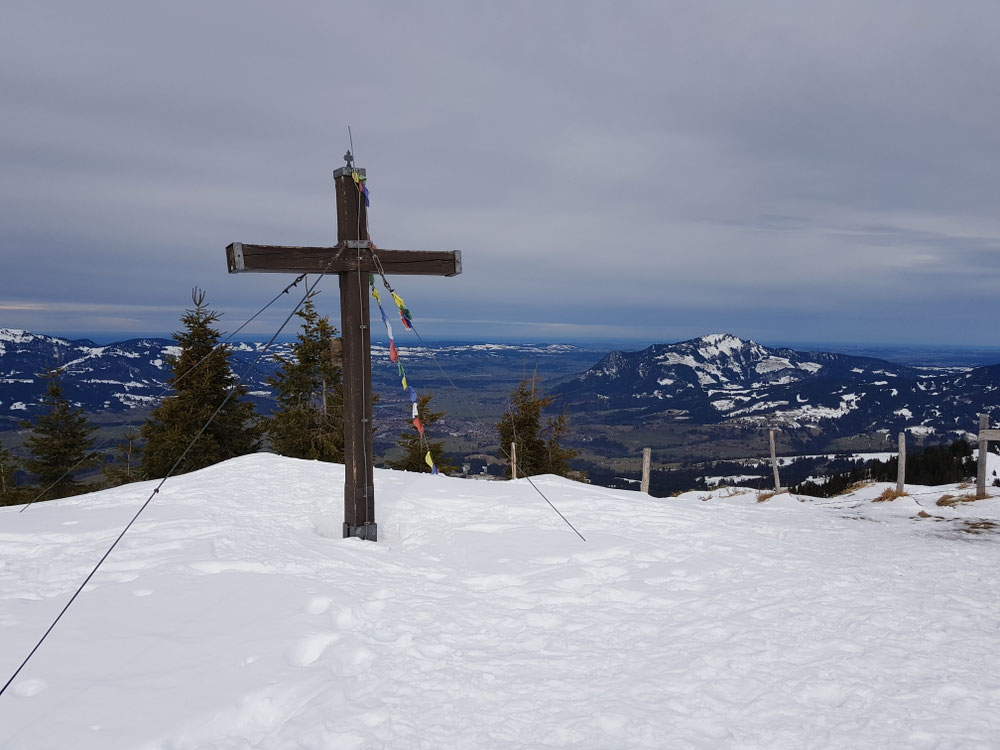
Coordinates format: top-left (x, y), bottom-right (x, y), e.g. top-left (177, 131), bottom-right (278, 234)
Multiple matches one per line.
top-left (226, 242), bottom-right (462, 277)
top-left (980, 429), bottom-right (1000, 441)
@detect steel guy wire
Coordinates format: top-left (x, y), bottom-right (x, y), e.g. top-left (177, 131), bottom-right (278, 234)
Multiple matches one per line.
top-left (369, 259), bottom-right (587, 541)
top-left (15, 273), bottom-right (308, 513)
top-left (360, 179), bottom-right (585, 539)
top-left (0, 265), bottom-right (334, 699)
top-left (504, 394), bottom-right (587, 542)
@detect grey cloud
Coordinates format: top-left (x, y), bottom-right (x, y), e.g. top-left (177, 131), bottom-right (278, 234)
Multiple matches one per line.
top-left (1, 1), bottom-right (999, 347)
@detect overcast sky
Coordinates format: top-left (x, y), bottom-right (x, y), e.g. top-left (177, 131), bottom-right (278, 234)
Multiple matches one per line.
top-left (2, 1), bottom-right (999, 348)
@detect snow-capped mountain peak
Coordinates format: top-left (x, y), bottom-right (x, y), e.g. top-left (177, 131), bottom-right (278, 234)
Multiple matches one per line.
top-left (562, 336), bottom-right (994, 436)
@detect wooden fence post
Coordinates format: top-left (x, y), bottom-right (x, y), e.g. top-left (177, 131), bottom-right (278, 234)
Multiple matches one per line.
top-left (897, 432), bottom-right (906, 494)
top-left (641, 447), bottom-right (651, 494)
top-left (769, 429), bottom-right (781, 492)
top-left (978, 413), bottom-right (989, 500)
top-left (511, 441), bottom-right (517, 480)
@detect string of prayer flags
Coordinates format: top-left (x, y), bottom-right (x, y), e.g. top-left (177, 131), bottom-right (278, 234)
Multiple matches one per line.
top-left (352, 171), bottom-right (370, 207)
top-left (391, 291), bottom-right (413, 330)
top-left (369, 274), bottom-right (440, 476)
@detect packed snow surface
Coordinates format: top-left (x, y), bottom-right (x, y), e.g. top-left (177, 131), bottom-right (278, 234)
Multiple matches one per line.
top-left (3, 454), bottom-right (1000, 748)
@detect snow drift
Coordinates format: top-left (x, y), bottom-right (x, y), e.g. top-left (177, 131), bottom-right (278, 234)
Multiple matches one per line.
top-left (3, 454), bottom-right (1000, 748)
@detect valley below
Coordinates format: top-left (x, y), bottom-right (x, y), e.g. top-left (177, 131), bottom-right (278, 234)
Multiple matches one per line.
top-left (2, 329), bottom-right (998, 496)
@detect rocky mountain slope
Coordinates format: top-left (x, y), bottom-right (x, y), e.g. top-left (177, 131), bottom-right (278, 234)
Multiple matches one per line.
top-left (558, 333), bottom-right (999, 441)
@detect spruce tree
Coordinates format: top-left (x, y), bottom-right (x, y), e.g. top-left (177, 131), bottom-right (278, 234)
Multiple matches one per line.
top-left (265, 292), bottom-right (345, 462)
top-left (496, 373), bottom-right (580, 479)
top-left (141, 289), bottom-right (260, 478)
top-left (0, 445), bottom-right (23, 506)
top-left (387, 393), bottom-right (456, 474)
top-left (21, 367), bottom-right (98, 500)
top-left (103, 426), bottom-right (142, 487)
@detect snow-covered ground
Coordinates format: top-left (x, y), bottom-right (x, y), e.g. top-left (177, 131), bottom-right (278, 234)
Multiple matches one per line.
top-left (3, 453), bottom-right (1000, 749)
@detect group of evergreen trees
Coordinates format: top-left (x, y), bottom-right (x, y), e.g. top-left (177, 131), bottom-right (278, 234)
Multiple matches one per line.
top-left (790, 440), bottom-right (980, 498)
top-left (496, 374), bottom-right (579, 479)
top-left (2, 287), bottom-right (581, 507)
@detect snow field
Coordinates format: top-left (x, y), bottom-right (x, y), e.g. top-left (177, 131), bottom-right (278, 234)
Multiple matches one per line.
top-left (2, 453), bottom-right (1000, 748)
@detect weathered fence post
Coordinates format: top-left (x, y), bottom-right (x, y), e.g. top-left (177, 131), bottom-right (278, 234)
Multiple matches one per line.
top-left (510, 441), bottom-right (517, 480)
top-left (897, 432), bottom-right (906, 494)
top-left (641, 447), bottom-right (651, 494)
top-left (978, 413), bottom-right (989, 500)
top-left (769, 429), bottom-right (781, 492)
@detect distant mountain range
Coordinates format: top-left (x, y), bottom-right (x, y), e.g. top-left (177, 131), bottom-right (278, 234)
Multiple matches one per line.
top-left (0, 328), bottom-right (600, 432)
top-left (558, 333), bottom-right (1000, 442)
top-left (3, 329), bottom-right (998, 461)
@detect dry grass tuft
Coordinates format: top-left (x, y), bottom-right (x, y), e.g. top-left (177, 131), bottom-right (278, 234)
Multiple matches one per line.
top-left (936, 493), bottom-right (979, 507)
top-left (958, 520), bottom-right (998, 535)
top-left (917, 510), bottom-right (932, 518)
top-left (835, 481), bottom-right (874, 497)
top-left (720, 487), bottom-right (751, 498)
top-left (757, 491), bottom-right (777, 503)
top-left (874, 488), bottom-right (907, 502)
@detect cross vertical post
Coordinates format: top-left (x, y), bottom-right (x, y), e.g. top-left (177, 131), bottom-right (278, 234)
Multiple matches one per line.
top-left (225, 158), bottom-right (462, 543)
top-left (334, 166), bottom-right (376, 540)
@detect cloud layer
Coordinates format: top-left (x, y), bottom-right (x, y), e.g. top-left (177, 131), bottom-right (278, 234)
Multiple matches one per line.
top-left (2, 1), bottom-right (998, 346)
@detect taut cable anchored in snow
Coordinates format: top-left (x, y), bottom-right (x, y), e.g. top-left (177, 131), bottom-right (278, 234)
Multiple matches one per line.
top-left (354, 183), bottom-right (584, 538)
top-left (368, 253), bottom-right (586, 541)
top-left (349, 169), bottom-right (584, 539)
top-left (0, 267), bottom-right (334, 700)
top-left (16, 272), bottom-right (308, 514)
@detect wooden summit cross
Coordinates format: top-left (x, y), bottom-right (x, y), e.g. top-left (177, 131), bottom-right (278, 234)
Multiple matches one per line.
top-left (225, 154), bottom-right (462, 542)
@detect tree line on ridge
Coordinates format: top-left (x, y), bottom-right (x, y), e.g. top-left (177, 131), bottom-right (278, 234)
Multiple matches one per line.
top-left (1, 289), bottom-right (578, 506)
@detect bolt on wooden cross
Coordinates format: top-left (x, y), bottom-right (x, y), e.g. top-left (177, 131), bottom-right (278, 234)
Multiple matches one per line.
top-left (225, 159), bottom-right (462, 542)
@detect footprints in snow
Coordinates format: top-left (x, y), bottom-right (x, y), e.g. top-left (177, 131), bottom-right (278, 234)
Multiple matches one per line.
top-left (11, 678), bottom-right (45, 697)
top-left (286, 593), bottom-right (389, 670)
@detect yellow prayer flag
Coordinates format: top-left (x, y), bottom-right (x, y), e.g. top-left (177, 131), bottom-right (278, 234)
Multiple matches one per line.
top-left (391, 292), bottom-right (406, 309)
top-left (425, 452), bottom-right (434, 468)
top-left (371, 287), bottom-right (381, 302)
top-left (401, 375), bottom-right (408, 391)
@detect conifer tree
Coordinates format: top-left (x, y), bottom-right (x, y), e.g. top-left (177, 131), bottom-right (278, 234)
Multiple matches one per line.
top-left (141, 289), bottom-right (260, 478)
top-left (21, 367), bottom-right (98, 500)
top-left (265, 292), bottom-right (345, 462)
top-left (103, 426), bottom-right (142, 487)
top-left (387, 393), bottom-right (456, 474)
top-left (496, 373), bottom-right (580, 480)
top-left (0, 445), bottom-right (23, 506)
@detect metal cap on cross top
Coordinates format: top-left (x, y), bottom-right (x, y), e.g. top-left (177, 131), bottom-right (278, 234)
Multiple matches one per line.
top-left (225, 164), bottom-right (462, 542)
